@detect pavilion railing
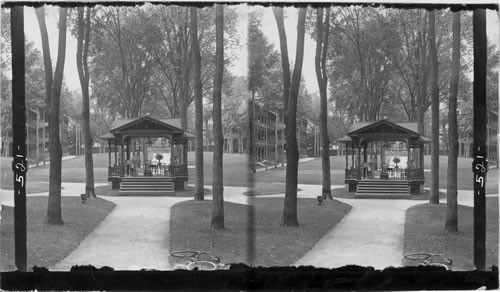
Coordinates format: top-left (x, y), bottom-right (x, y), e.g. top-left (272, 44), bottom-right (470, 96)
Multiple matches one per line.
top-left (109, 165), bottom-right (125, 177)
top-left (408, 168), bottom-right (424, 179)
top-left (345, 168), bottom-right (360, 179)
top-left (171, 164), bottom-right (188, 177)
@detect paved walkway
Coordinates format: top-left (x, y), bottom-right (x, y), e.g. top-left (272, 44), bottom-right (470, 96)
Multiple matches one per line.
top-left (292, 185), bottom-right (498, 269)
top-left (51, 185), bottom-right (252, 271)
top-left (259, 184), bottom-right (423, 269)
top-left (52, 195), bottom-right (189, 271)
top-left (294, 193), bottom-right (421, 268)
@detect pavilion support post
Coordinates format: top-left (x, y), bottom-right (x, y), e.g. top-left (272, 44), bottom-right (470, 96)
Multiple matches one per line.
top-left (114, 143), bottom-right (117, 166)
top-left (126, 139), bottom-right (130, 160)
top-left (126, 139), bottom-right (131, 176)
top-left (108, 140), bottom-right (111, 168)
top-left (357, 145), bottom-right (361, 179)
top-left (351, 145), bottom-right (354, 169)
top-left (406, 139), bottom-right (409, 160)
top-left (345, 144), bottom-right (348, 169)
top-left (120, 143), bottom-right (124, 176)
top-left (363, 144), bottom-right (367, 164)
top-left (420, 144), bottom-right (424, 176)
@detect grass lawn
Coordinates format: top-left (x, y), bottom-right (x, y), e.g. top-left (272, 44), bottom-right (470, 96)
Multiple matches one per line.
top-left (187, 152), bottom-right (249, 187)
top-left (403, 197), bottom-right (499, 271)
top-left (422, 156), bottom-right (499, 194)
top-left (94, 184), bottom-right (212, 197)
top-left (332, 187), bottom-right (447, 200)
top-left (0, 196), bottom-right (115, 271)
top-left (168, 197), bottom-right (352, 267)
top-left (0, 181), bottom-right (63, 194)
top-left (0, 155), bottom-right (110, 186)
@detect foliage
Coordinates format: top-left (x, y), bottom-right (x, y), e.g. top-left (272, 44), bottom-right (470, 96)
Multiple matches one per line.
top-left (87, 4), bottom-right (239, 132)
top-left (248, 10), bottom-right (280, 98)
top-left (327, 7), bottom-right (401, 122)
top-left (322, 7), bottom-right (476, 145)
top-left (91, 6), bottom-right (158, 119)
top-left (222, 76), bottom-right (250, 134)
top-left (1, 10), bottom-right (47, 149)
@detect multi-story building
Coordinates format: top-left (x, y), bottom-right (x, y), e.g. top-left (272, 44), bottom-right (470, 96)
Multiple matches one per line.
top-left (2, 107), bottom-right (72, 163)
top-left (458, 109), bottom-right (498, 167)
top-left (224, 100), bottom-right (309, 163)
top-left (2, 107), bottom-right (48, 163)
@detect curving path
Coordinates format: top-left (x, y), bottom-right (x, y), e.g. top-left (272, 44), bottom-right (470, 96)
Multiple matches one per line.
top-left (52, 195), bottom-right (189, 271)
top-left (292, 185), bottom-right (498, 269)
top-left (52, 185), bottom-right (251, 271)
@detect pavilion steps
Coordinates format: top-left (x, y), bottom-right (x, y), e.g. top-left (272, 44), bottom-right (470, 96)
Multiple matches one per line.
top-left (355, 179), bottom-right (409, 198)
top-left (119, 176), bottom-right (174, 195)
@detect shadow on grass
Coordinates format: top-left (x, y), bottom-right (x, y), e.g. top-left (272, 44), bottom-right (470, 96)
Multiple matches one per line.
top-left (403, 197), bottom-right (499, 271)
top-left (243, 183), bottom-right (302, 196)
top-left (0, 196), bottom-right (115, 271)
top-left (168, 197), bottom-right (352, 267)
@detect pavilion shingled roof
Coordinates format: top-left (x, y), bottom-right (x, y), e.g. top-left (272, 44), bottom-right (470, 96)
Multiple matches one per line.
top-left (98, 132), bottom-right (115, 140)
top-left (347, 121), bottom-right (419, 134)
top-left (110, 117), bottom-right (182, 131)
top-left (336, 120), bottom-right (426, 143)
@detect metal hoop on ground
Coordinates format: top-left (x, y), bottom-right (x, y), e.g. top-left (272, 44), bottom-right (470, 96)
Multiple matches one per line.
top-left (170, 251), bottom-right (198, 258)
top-left (404, 253), bottom-right (432, 261)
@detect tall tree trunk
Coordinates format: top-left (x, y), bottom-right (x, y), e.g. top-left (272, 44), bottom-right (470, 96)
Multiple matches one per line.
top-left (180, 19), bottom-right (190, 131)
top-left (36, 108), bottom-right (39, 166)
top-left (272, 7), bottom-right (290, 127)
top-left (37, 7), bottom-right (67, 225)
top-left (315, 8), bottom-right (332, 200)
top-left (191, 7), bottom-right (204, 201)
top-left (77, 7), bottom-right (95, 198)
top-left (429, 10), bottom-right (440, 204)
top-left (211, 4), bottom-right (224, 230)
top-left (35, 8), bottom-right (53, 106)
top-left (445, 11), bottom-right (461, 232)
top-left (417, 25), bottom-right (427, 135)
top-left (275, 110), bottom-right (278, 168)
top-left (280, 8), bottom-right (307, 227)
top-left (249, 90), bottom-right (256, 172)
